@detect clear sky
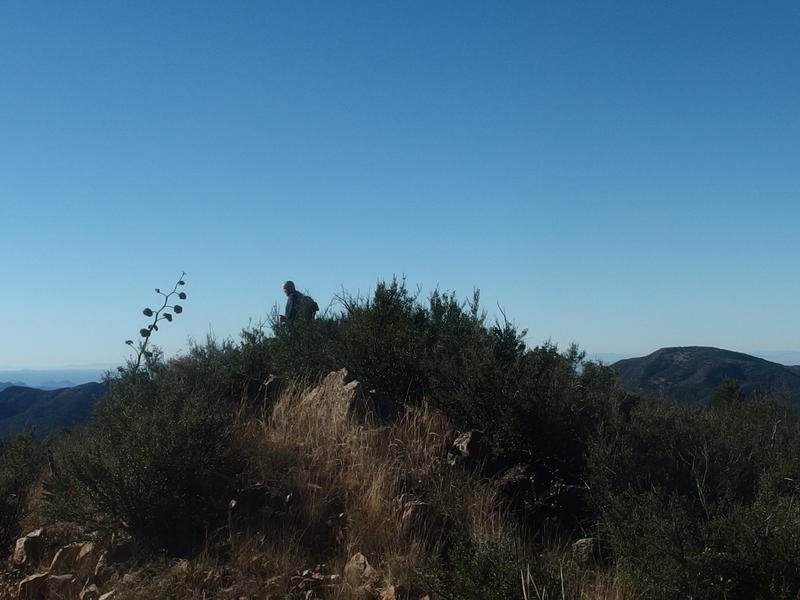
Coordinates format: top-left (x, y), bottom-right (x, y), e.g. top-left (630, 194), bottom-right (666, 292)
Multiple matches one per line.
top-left (2, 1), bottom-right (798, 369)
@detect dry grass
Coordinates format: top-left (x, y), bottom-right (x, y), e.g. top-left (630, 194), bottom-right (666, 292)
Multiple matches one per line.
top-left (520, 561), bottom-right (633, 600)
top-left (236, 370), bottom-right (507, 594)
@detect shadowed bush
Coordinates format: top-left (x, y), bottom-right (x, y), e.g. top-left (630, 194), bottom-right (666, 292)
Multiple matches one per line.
top-left (45, 362), bottom-right (243, 555)
top-left (589, 393), bottom-right (800, 599)
top-left (263, 279), bottom-right (627, 506)
top-left (0, 428), bottom-right (43, 556)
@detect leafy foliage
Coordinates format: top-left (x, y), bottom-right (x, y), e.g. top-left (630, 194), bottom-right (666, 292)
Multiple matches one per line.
top-left (46, 363), bottom-right (242, 555)
top-left (0, 428), bottom-right (43, 555)
top-left (589, 395), bottom-right (800, 598)
top-left (423, 537), bottom-right (523, 600)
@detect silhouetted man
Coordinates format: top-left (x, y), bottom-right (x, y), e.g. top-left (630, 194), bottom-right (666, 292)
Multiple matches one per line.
top-left (280, 280), bottom-right (300, 323)
top-left (280, 281), bottom-right (319, 323)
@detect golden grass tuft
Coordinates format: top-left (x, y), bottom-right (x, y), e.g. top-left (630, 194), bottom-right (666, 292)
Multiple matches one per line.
top-left (235, 370), bottom-right (507, 594)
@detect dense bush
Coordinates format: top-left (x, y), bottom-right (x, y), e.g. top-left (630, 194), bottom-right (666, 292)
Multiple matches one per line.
top-left (589, 393), bottom-right (800, 598)
top-left (46, 359), bottom-right (243, 555)
top-left (0, 428), bottom-right (43, 555)
top-left (264, 280), bottom-right (626, 488)
top-left (423, 537), bottom-right (523, 600)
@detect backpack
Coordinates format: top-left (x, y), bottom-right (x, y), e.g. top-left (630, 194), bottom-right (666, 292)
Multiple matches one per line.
top-left (297, 293), bottom-right (319, 320)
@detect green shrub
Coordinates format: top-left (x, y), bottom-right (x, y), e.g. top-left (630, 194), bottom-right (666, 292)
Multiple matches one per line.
top-left (589, 396), bottom-right (800, 599)
top-left (261, 278), bottom-right (625, 521)
top-left (46, 359), bottom-right (242, 555)
top-left (423, 537), bottom-right (523, 600)
top-left (0, 428), bottom-right (43, 555)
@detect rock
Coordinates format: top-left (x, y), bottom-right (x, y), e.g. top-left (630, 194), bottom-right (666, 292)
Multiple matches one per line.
top-left (50, 543), bottom-right (83, 575)
top-left (304, 369), bottom-right (375, 421)
top-left (228, 483), bottom-right (293, 520)
top-left (47, 574), bottom-right (80, 599)
top-left (343, 553), bottom-right (380, 589)
top-left (380, 587), bottom-right (421, 600)
top-left (104, 539), bottom-right (134, 565)
top-left (446, 430), bottom-right (486, 467)
top-left (174, 559), bottom-right (189, 573)
top-left (381, 587), bottom-right (396, 600)
top-left (93, 552), bottom-right (119, 588)
top-left (13, 529), bottom-right (44, 566)
top-left (75, 543), bottom-right (99, 579)
top-left (399, 499), bottom-right (432, 535)
top-left (496, 463), bottom-right (534, 508)
top-left (93, 538), bottom-right (134, 585)
top-left (334, 370), bottom-right (373, 419)
top-left (572, 537), bottom-right (610, 565)
top-left (18, 572), bottom-right (48, 600)
top-left (396, 496), bottom-right (453, 551)
top-left (79, 584), bottom-right (101, 600)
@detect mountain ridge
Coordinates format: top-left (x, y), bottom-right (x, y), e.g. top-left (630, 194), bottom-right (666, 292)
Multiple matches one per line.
top-left (0, 382), bottom-right (107, 438)
top-left (612, 346), bottom-right (800, 405)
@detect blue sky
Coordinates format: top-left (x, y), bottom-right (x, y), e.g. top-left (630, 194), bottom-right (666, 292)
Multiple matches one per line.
top-left (2, 1), bottom-right (798, 369)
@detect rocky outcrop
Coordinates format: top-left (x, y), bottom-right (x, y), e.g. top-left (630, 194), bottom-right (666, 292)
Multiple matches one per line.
top-left (228, 482), bottom-right (293, 521)
top-left (496, 463), bottom-right (534, 508)
top-left (572, 537), bottom-right (610, 565)
top-left (446, 430), bottom-right (486, 467)
top-left (13, 529), bottom-right (44, 566)
top-left (343, 552), bottom-right (380, 597)
top-left (303, 369), bottom-right (375, 421)
top-left (17, 572), bottom-right (48, 600)
top-left (48, 574), bottom-right (81, 598)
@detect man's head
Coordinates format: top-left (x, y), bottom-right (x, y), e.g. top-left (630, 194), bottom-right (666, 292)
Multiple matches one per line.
top-left (282, 281), bottom-right (296, 296)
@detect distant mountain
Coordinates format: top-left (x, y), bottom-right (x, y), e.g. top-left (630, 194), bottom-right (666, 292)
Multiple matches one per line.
top-left (0, 368), bottom-right (108, 390)
top-left (613, 346), bottom-right (800, 405)
top-left (586, 352), bottom-right (638, 364)
top-left (0, 382), bottom-right (107, 438)
top-left (0, 381), bottom-right (26, 392)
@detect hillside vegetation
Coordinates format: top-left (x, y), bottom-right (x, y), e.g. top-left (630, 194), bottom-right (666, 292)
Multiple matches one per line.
top-left (2, 278), bottom-right (800, 599)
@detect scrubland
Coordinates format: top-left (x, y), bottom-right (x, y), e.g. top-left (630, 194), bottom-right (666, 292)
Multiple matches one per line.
top-left (2, 279), bottom-right (799, 599)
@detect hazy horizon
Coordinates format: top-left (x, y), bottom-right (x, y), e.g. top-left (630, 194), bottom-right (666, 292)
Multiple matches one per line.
top-left (3, 347), bottom-right (800, 376)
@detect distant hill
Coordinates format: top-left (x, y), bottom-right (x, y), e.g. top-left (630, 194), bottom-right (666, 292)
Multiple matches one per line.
top-left (0, 368), bottom-right (109, 390)
top-left (0, 381), bottom-right (26, 392)
top-left (613, 346), bottom-right (800, 405)
top-left (0, 382), bottom-right (107, 438)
